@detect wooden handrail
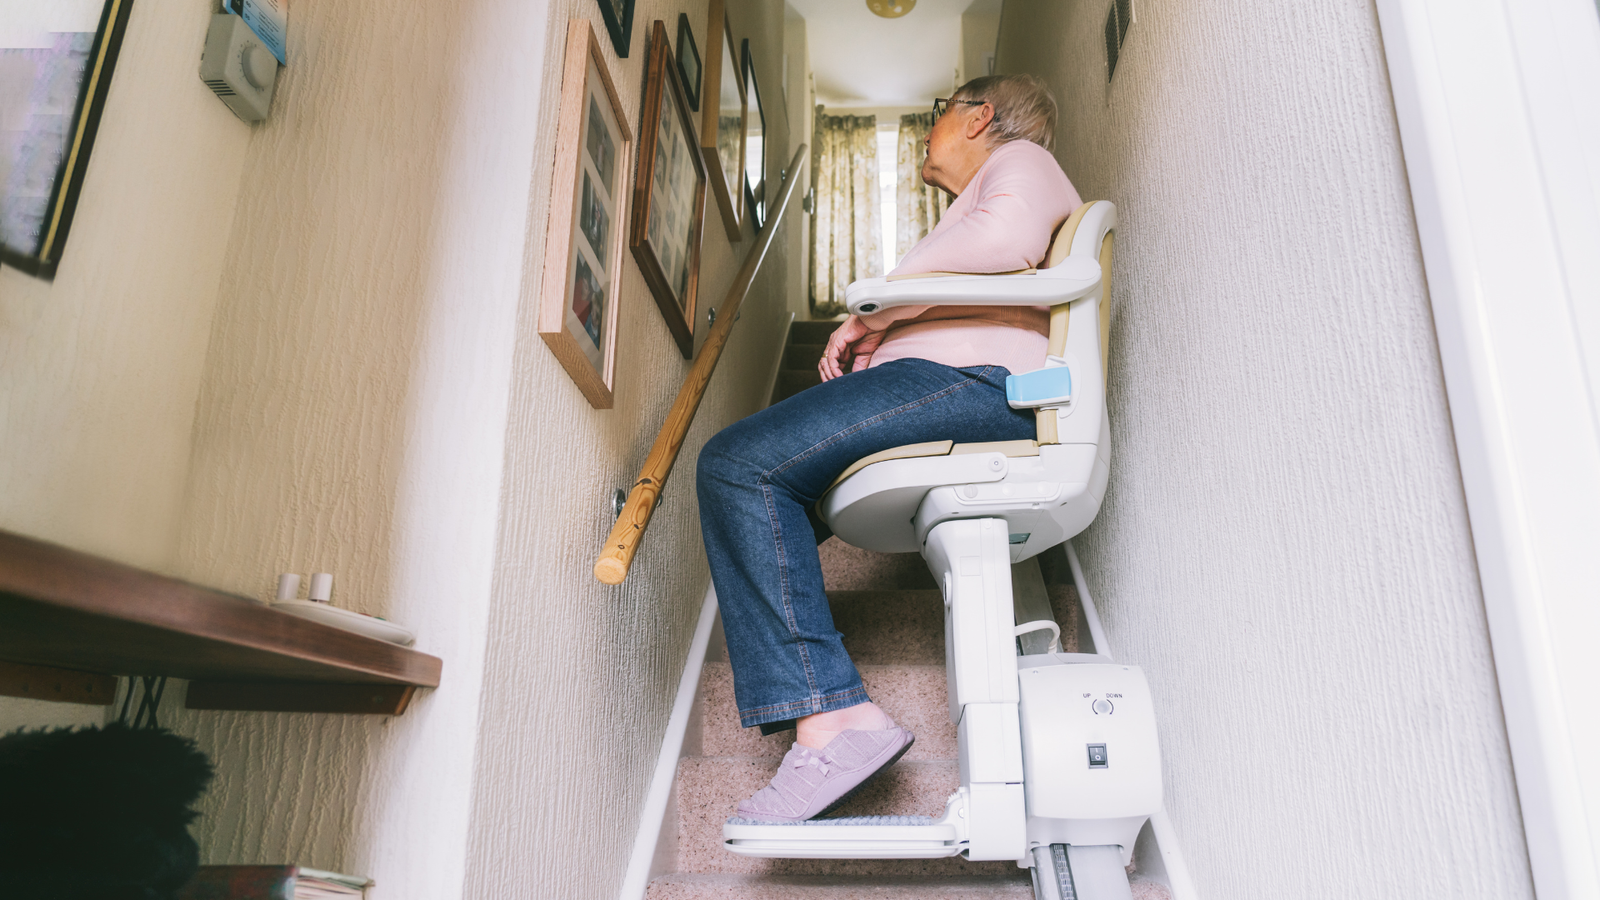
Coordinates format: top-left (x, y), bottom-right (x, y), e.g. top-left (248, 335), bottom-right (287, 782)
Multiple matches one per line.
top-left (595, 144), bottom-right (808, 585)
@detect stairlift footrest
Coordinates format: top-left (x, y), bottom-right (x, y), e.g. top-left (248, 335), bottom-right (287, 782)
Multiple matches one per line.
top-left (722, 816), bottom-right (962, 859)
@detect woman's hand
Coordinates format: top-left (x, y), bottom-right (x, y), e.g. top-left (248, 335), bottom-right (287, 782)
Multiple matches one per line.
top-left (819, 316), bottom-right (886, 381)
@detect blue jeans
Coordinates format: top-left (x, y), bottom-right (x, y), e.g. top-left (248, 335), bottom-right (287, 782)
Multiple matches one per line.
top-left (696, 358), bottom-right (1036, 733)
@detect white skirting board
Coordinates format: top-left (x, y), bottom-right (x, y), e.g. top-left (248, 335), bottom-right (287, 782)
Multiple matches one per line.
top-left (617, 311), bottom-right (795, 900)
top-left (618, 584), bottom-right (720, 900)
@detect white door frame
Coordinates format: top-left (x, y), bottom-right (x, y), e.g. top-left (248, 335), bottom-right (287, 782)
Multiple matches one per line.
top-left (1374, 0), bottom-right (1600, 897)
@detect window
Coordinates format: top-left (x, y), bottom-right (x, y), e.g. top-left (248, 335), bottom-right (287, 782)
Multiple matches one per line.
top-left (878, 124), bottom-right (898, 274)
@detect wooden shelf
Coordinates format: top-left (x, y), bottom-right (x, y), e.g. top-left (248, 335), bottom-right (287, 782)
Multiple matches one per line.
top-left (0, 530), bottom-right (440, 714)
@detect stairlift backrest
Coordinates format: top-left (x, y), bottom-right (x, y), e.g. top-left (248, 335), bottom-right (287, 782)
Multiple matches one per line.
top-left (819, 201), bottom-right (1117, 559)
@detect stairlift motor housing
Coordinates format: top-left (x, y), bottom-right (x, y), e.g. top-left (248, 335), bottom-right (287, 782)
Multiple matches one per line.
top-left (1017, 660), bottom-right (1162, 857)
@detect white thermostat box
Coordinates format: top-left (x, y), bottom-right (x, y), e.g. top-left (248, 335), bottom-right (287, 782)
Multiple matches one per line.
top-left (199, 13), bottom-right (278, 122)
top-left (1017, 662), bottom-right (1163, 858)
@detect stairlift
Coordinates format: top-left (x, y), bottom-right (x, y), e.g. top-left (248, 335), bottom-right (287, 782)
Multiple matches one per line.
top-left (722, 201), bottom-right (1165, 899)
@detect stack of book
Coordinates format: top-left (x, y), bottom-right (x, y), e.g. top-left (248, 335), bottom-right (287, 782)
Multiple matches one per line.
top-left (178, 865), bottom-right (373, 899)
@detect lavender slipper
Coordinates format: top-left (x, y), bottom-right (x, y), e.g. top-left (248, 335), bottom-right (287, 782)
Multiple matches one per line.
top-left (736, 726), bottom-right (915, 823)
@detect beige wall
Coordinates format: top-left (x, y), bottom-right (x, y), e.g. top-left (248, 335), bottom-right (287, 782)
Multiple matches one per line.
top-left (5, 0), bottom-right (800, 897)
top-left (997, 0), bottom-right (1533, 896)
top-left (784, 3), bottom-right (813, 320)
top-left (959, 0), bottom-right (1001, 85)
top-left (0, 0), bottom-right (252, 729)
top-left (0, 0), bottom-right (249, 572)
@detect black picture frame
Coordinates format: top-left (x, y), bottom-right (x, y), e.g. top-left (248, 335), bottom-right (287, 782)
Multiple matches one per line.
top-left (593, 0), bottom-right (636, 58)
top-left (0, 0), bottom-right (137, 280)
top-left (631, 21), bottom-right (708, 359)
top-left (741, 39), bottom-right (767, 232)
top-left (675, 14), bottom-right (702, 113)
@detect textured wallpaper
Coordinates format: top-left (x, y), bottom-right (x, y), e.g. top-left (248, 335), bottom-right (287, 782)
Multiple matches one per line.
top-left (463, 1), bottom-right (796, 897)
top-left (158, 0), bottom-right (799, 897)
top-left (997, 0), bottom-right (1534, 896)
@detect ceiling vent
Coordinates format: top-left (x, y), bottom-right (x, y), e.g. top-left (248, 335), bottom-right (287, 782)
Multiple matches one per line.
top-left (1105, 0), bottom-right (1133, 82)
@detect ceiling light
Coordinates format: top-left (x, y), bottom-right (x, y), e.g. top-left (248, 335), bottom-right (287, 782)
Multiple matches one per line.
top-left (866, 0), bottom-right (915, 18)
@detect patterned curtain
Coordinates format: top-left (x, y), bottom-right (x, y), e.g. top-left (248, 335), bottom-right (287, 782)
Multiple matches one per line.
top-left (811, 107), bottom-right (881, 317)
top-left (896, 112), bottom-right (950, 261)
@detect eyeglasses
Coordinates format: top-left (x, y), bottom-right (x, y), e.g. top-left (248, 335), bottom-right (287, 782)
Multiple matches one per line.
top-left (932, 98), bottom-right (987, 121)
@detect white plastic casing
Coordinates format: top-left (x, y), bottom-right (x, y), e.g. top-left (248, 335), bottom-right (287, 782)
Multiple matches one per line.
top-left (1017, 662), bottom-right (1162, 861)
top-left (199, 14), bottom-right (278, 122)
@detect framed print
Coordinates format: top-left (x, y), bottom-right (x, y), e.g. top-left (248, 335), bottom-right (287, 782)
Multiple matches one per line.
top-left (675, 14), bottom-right (701, 113)
top-left (538, 19), bottom-right (632, 408)
top-left (593, 0), bottom-right (636, 58)
top-left (742, 39), bottom-right (767, 232)
top-left (1, 0), bottom-right (137, 279)
top-left (631, 20), bottom-right (708, 360)
top-left (698, 0), bottom-right (744, 242)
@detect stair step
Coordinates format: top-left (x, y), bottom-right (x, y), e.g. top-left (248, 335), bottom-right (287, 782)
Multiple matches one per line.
top-left (645, 873), bottom-right (1034, 899)
top-left (826, 590), bottom-right (947, 666)
top-left (699, 662), bottom-right (957, 761)
top-left (783, 342), bottom-right (827, 370)
top-left (772, 369), bottom-right (823, 403)
top-left (674, 758), bottom-right (1022, 878)
top-left (820, 539), bottom-right (938, 591)
top-left (789, 320), bottom-right (840, 344)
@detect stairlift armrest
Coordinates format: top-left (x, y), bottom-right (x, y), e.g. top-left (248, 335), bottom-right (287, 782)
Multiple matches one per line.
top-left (843, 256), bottom-right (1102, 315)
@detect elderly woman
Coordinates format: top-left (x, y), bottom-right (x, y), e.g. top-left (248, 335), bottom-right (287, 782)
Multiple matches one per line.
top-left (696, 74), bottom-right (1081, 822)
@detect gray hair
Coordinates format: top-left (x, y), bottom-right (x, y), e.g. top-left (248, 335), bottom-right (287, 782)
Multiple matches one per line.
top-left (953, 74), bottom-right (1057, 153)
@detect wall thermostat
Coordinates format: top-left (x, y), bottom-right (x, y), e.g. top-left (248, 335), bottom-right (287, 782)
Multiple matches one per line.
top-left (199, 13), bottom-right (278, 122)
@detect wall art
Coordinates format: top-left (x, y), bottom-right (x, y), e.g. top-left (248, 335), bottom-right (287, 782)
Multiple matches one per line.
top-left (631, 20), bottom-right (708, 360)
top-left (742, 38), bottom-right (767, 232)
top-left (593, 0), bottom-right (635, 58)
top-left (538, 19), bottom-right (632, 408)
top-left (0, 0), bottom-right (137, 279)
top-left (697, 0), bottom-right (744, 242)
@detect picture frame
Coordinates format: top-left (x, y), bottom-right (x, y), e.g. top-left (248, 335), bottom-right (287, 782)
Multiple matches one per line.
top-left (1, 0), bottom-right (137, 280)
top-left (675, 14), bottom-right (701, 113)
top-left (538, 19), bottom-right (633, 409)
top-left (698, 0), bottom-right (745, 242)
top-left (742, 39), bottom-right (768, 233)
top-left (592, 0), bottom-right (636, 58)
top-left (631, 20), bottom-right (708, 360)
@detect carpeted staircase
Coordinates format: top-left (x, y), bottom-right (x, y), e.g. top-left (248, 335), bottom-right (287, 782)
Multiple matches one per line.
top-left (769, 320), bottom-right (831, 405)
top-left (644, 323), bottom-right (1172, 900)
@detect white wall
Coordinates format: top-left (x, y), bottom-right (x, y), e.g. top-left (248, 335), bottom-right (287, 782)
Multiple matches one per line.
top-left (997, 0), bottom-right (1534, 896)
top-left (461, 2), bottom-right (798, 898)
top-left (161, 0), bottom-right (548, 893)
top-left (0, 0), bottom-right (252, 729)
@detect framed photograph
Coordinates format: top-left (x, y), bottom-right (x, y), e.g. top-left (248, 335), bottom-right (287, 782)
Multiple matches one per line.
top-left (742, 39), bottom-right (767, 232)
top-left (675, 14), bottom-right (701, 113)
top-left (698, 0), bottom-right (745, 242)
top-left (631, 20), bottom-right (708, 360)
top-left (1, 0), bottom-right (137, 279)
top-left (538, 19), bottom-right (632, 408)
top-left (593, 0), bottom-right (636, 58)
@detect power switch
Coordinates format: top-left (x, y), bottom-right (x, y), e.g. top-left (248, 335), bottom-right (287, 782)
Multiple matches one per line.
top-left (1087, 743), bottom-right (1108, 768)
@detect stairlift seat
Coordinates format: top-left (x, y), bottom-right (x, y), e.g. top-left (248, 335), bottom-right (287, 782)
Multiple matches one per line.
top-left (820, 200), bottom-right (1117, 562)
top-left (725, 202), bottom-right (1164, 898)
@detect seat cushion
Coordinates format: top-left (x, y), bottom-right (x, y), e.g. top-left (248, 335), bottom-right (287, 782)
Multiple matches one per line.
top-left (823, 439), bottom-right (1040, 493)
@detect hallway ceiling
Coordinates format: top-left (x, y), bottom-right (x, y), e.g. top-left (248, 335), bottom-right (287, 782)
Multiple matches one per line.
top-left (791, 0), bottom-right (980, 108)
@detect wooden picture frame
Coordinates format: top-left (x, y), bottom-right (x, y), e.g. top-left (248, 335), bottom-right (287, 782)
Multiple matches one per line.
top-left (675, 14), bottom-right (702, 113)
top-left (538, 20), bottom-right (633, 408)
top-left (0, 0), bottom-right (137, 280)
top-left (593, 0), bottom-right (636, 58)
top-left (698, 0), bottom-right (745, 243)
top-left (742, 39), bottom-right (768, 233)
top-left (631, 20), bottom-right (708, 360)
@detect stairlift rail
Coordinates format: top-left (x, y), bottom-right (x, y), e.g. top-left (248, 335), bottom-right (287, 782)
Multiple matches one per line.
top-left (594, 144), bottom-right (808, 586)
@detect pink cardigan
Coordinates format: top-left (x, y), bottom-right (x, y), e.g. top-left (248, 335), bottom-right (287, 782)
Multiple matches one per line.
top-left (861, 140), bottom-right (1082, 376)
